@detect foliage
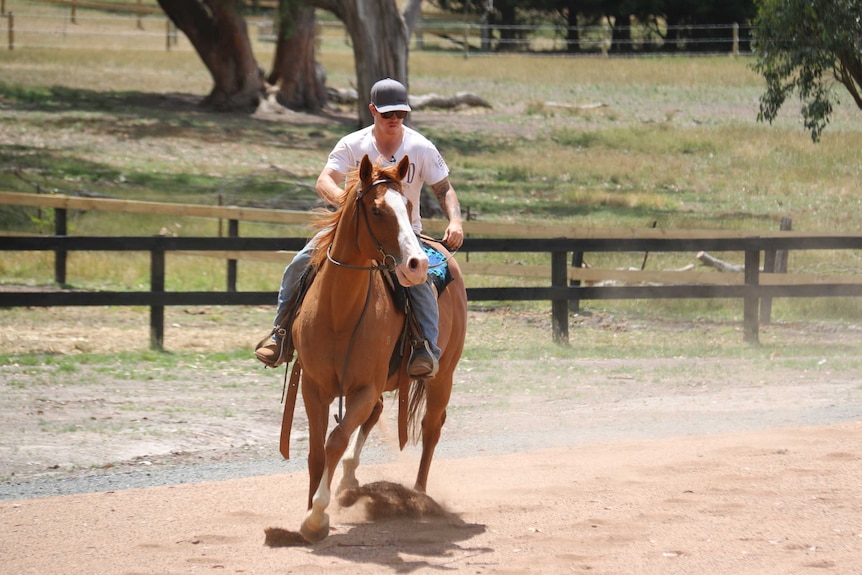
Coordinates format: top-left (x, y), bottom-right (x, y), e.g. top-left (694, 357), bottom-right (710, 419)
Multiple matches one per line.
top-left (751, 0), bottom-right (862, 142)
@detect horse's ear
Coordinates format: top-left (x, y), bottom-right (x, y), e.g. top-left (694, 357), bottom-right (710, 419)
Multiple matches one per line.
top-left (396, 155), bottom-right (410, 181)
top-left (359, 154), bottom-right (373, 183)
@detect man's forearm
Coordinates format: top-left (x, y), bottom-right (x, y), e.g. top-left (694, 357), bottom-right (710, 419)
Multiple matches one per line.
top-left (432, 178), bottom-right (462, 222)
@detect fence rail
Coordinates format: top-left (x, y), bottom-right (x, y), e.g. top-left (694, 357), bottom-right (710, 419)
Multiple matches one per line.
top-left (4, 191), bottom-right (862, 347)
top-left (3, 234), bottom-right (862, 346)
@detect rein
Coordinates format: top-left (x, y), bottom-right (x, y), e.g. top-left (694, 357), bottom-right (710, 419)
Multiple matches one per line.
top-left (327, 176), bottom-right (400, 423)
top-left (418, 233), bottom-right (460, 269)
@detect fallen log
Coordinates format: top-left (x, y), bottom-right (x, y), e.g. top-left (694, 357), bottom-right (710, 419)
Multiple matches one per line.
top-left (697, 251), bottom-right (744, 272)
top-left (409, 92), bottom-right (492, 110)
top-left (324, 87), bottom-right (491, 110)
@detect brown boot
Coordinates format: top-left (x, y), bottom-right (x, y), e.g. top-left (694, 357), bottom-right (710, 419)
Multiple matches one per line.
top-left (407, 342), bottom-right (439, 379)
top-left (254, 329), bottom-right (290, 368)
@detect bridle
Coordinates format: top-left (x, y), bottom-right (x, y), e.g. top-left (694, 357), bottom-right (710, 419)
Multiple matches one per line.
top-left (325, 177), bottom-right (400, 273)
top-left (324, 175), bottom-right (403, 424)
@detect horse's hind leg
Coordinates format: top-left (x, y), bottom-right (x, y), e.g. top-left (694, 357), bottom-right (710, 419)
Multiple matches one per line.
top-left (338, 397), bottom-right (383, 494)
top-left (414, 375), bottom-right (453, 493)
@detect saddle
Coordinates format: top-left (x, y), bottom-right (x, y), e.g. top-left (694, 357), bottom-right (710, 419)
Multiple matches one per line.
top-left (262, 239), bottom-right (453, 372)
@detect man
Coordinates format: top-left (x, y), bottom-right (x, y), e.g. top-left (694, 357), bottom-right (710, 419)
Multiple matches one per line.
top-left (255, 78), bottom-right (464, 378)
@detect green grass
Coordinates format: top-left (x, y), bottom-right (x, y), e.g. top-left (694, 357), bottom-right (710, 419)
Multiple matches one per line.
top-left (2, 4), bottom-right (862, 329)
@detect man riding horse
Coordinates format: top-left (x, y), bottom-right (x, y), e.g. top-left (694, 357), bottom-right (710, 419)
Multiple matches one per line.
top-left (255, 78), bottom-right (464, 379)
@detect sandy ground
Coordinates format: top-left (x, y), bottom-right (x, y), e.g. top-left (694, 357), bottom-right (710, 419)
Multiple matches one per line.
top-left (1, 307), bottom-right (861, 574)
top-left (2, 424), bottom-right (861, 574)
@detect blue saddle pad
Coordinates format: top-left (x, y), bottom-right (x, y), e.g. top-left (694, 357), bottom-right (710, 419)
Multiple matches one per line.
top-left (420, 240), bottom-right (454, 296)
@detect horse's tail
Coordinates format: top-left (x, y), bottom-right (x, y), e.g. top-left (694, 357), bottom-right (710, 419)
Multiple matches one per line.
top-left (406, 378), bottom-right (427, 444)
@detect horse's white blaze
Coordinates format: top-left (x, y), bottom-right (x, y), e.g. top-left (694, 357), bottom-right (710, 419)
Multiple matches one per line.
top-left (385, 189), bottom-right (428, 287)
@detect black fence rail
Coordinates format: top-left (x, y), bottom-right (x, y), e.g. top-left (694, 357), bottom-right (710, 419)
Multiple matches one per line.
top-left (3, 234), bottom-right (862, 348)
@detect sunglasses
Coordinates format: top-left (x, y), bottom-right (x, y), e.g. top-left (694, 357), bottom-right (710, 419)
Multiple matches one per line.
top-left (379, 110), bottom-right (408, 119)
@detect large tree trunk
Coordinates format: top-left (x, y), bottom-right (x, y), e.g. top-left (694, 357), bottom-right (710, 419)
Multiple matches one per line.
top-left (564, 4), bottom-right (580, 54)
top-left (311, 0), bottom-right (409, 127)
top-left (268, 1), bottom-right (327, 111)
top-left (401, 0), bottom-right (422, 37)
top-left (496, 3), bottom-right (518, 52)
top-left (157, 0), bottom-right (263, 112)
top-left (610, 13), bottom-right (632, 54)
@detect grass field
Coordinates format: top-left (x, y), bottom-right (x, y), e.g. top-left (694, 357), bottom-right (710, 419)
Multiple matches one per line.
top-left (2, 2), bottom-right (862, 327)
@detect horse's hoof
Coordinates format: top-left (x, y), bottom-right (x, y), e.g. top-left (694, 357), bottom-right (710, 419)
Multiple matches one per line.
top-left (336, 478), bottom-right (359, 495)
top-left (299, 513), bottom-right (330, 544)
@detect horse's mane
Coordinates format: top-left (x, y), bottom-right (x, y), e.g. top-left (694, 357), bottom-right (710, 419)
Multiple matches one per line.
top-left (309, 160), bottom-right (402, 270)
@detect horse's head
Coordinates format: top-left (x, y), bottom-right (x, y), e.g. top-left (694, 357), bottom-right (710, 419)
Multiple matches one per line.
top-left (355, 154), bottom-right (428, 287)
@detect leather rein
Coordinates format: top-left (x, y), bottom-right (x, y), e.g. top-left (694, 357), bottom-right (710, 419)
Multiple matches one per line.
top-left (326, 176), bottom-right (400, 424)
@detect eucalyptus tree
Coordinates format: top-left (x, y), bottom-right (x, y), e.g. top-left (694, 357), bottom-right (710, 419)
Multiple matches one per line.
top-left (752, 0), bottom-right (862, 141)
top-left (158, 0), bottom-right (263, 111)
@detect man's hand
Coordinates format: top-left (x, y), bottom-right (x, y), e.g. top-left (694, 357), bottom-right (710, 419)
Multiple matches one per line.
top-left (442, 221), bottom-right (464, 250)
top-left (316, 167), bottom-right (346, 207)
top-left (432, 177), bottom-right (464, 250)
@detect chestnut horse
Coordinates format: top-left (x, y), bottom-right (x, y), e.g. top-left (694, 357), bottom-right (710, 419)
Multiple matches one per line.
top-left (289, 154), bottom-right (467, 543)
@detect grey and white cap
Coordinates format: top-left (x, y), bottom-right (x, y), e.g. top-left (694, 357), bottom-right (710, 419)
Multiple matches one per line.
top-left (370, 78), bottom-right (411, 113)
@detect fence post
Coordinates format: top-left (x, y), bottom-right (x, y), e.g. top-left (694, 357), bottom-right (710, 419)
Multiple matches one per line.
top-left (774, 216), bottom-right (791, 273)
top-left (54, 208), bottom-right (67, 285)
top-left (551, 250), bottom-right (569, 344)
top-left (150, 248), bottom-right (165, 350)
top-left (569, 250), bottom-right (584, 313)
top-left (70, 1), bottom-right (76, 25)
top-left (415, 11), bottom-right (423, 50)
top-left (463, 22), bottom-right (469, 59)
top-left (165, 18), bottom-right (177, 50)
top-left (760, 216), bottom-right (792, 323)
top-left (136, 0), bottom-right (143, 30)
top-left (7, 11), bottom-right (12, 51)
top-left (743, 248), bottom-right (760, 344)
top-left (1, 0), bottom-right (5, 16)
top-left (732, 23), bottom-right (739, 56)
top-left (227, 219), bottom-right (238, 292)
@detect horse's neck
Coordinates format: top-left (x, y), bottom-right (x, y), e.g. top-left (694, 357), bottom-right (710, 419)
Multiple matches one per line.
top-left (314, 203), bottom-right (375, 313)
top-left (327, 201), bottom-right (367, 268)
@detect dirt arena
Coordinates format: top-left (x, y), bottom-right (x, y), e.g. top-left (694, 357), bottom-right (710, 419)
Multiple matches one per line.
top-left (1, 307), bottom-right (861, 574)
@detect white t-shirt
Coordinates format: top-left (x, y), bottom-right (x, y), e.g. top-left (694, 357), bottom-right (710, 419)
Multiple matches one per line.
top-left (324, 125), bottom-right (449, 233)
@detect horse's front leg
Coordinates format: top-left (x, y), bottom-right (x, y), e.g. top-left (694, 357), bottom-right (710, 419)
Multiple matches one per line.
top-left (300, 384), bottom-right (378, 543)
top-left (300, 379), bottom-right (330, 542)
top-left (338, 397), bottom-right (383, 494)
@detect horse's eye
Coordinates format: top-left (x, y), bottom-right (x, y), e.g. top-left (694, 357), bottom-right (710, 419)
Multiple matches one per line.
top-left (371, 206), bottom-right (382, 216)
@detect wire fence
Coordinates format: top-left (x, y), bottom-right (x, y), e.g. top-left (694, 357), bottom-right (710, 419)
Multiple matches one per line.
top-left (1, 10), bottom-right (183, 51)
top-left (1, 4), bottom-right (752, 56)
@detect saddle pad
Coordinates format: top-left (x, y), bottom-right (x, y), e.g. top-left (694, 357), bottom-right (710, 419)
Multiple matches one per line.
top-left (420, 240), bottom-right (454, 296)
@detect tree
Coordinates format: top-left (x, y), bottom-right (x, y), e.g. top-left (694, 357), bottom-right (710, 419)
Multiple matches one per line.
top-left (268, 0), bottom-right (327, 112)
top-left (752, 0), bottom-right (862, 142)
top-left (157, 0), bottom-right (264, 112)
top-left (308, 0), bottom-right (421, 126)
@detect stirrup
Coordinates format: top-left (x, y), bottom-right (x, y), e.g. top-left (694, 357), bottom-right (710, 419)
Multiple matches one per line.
top-left (255, 327), bottom-right (289, 368)
top-left (408, 339), bottom-right (439, 379)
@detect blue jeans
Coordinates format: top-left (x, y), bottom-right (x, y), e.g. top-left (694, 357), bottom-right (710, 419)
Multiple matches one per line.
top-left (274, 233), bottom-right (320, 329)
top-left (273, 233), bottom-right (440, 359)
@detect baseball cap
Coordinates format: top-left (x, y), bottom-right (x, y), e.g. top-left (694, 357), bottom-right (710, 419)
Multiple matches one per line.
top-left (370, 78), bottom-right (411, 113)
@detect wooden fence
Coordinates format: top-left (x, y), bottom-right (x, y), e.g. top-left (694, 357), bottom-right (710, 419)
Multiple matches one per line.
top-left (3, 191), bottom-right (862, 347)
